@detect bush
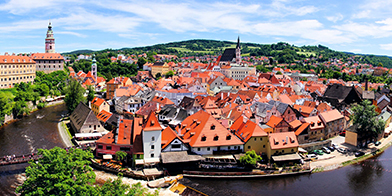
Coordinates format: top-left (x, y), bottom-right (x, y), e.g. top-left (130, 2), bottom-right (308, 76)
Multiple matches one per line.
top-left (37, 102), bottom-right (47, 109)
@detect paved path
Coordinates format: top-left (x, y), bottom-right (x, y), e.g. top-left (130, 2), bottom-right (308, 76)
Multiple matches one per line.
top-left (57, 119), bottom-right (73, 147)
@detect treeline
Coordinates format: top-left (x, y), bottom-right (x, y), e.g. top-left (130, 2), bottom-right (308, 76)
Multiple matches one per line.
top-left (63, 39), bottom-right (392, 68)
top-left (0, 71), bottom-right (68, 122)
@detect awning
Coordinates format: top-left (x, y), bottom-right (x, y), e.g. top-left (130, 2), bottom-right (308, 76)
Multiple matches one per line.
top-left (103, 154), bottom-right (113, 160)
top-left (272, 153), bottom-right (302, 162)
top-left (144, 158), bottom-right (160, 164)
top-left (298, 147), bottom-right (307, 153)
top-left (135, 159), bottom-right (144, 165)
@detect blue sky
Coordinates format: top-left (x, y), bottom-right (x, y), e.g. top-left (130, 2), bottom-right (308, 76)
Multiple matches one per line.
top-left (2, 0), bottom-right (392, 56)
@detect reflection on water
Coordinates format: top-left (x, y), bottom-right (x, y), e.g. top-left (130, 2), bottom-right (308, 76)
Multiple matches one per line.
top-left (0, 104), bottom-right (67, 195)
top-left (187, 148), bottom-right (392, 196)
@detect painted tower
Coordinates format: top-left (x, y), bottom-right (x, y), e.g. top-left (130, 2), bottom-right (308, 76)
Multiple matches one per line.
top-left (45, 22), bottom-right (55, 53)
top-left (235, 36), bottom-right (241, 65)
top-left (91, 54), bottom-right (97, 80)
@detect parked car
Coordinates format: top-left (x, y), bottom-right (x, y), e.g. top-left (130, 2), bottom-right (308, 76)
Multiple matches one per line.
top-left (327, 146), bottom-right (335, 152)
top-left (322, 147), bottom-right (331, 154)
top-left (337, 147), bottom-right (346, 154)
top-left (306, 154), bottom-right (318, 159)
top-left (339, 131), bottom-right (346, 136)
top-left (332, 144), bottom-right (339, 148)
top-left (355, 151), bottom-right (365, 157)
top-left (375, 141), bottom-right (381, 146)
top-left (313, 150), bottom-right (324, 155)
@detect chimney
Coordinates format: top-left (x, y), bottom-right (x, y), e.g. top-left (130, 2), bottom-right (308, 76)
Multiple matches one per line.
top-left (221, 93), bottom-right (223, 100)
top-left (156, 102), bottom-right (159, 111)
top-left (286, 136), bottom-right (288, 144)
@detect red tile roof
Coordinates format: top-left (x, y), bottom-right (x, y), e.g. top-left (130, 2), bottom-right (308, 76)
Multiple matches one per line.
top-left (161, 126), bottom-right (183, 150)
top-left (91, 97), bottom-right (105, 107)
top-left (268, 132), bottom-right (299, 150)
top-left (143, 112), bottom-right (162, 131)
top-left (31, 53), bottom-right (64, 60)
top-left (231, 116), bottom-right (267, 142)
top-left (0, 55), bottom-right (34, 64)
top-left (266, 115), bottom-right (284, 128)
top-left (97, 110), bottom-right (112, 123)
top-left (179, 110), bottom-right (243, 147)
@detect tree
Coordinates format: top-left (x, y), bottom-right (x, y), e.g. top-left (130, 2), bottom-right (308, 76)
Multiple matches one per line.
top-left (350, 100), bottom-right (385, 146)
top-left (276, 71), bottom-right (283, 75)
top-left (239, 150), bottom-right (262, 166)
top-left (64, 79), bottom-right (85, 113)
top-left (39, 84), bottom-right (50, 98)
top-left (115, 151), bottom-right (127, 162)
top-left (165, 70), bottom-right (174, 78)
top-left (0, 92), bottom-right (13, 123)
top-left (17, 147), bottom-right (158, 196)
top-left (155, 72), bottom-right (162, 79)
top-left (16, 147), bottom-right (97, 196)
top-left (137, 57), bottom-right (147, 70)
top-left (86, 85), bottom-right (95, 104)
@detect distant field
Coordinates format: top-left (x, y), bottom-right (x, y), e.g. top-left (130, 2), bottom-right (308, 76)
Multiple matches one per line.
top-left (168, 47), bottom-right (215, 54)
top-left (297, 51), bottom-right (316, 57)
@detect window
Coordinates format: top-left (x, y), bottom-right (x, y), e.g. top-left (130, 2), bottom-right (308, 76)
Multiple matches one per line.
top-left (151, 145), bottom-right (155, 149)
top-left (198, 148), bottom-right (201, 151)
top-left (263, 145), bottom-right (265, 148)
top-left (260, 138), bottom-right (262, 141)
top-left (248, 146), bottom-right (250, 149)
top-left (106, 146), bottom-right (112, 150)
top-left (120, 147), bottom-right (130, 151)
top-left (254, 138), bottom-right (257, 141)
top-left (213, 135), bottom-right (219, 141)
top-left (207, 147), bottom-right (210, 151)
top-left (152, 136), bottom-right (155, 141)
top-left (151, 153), bottom-right (154, 158)
top-left (98, 145), bottom-right (103, 149)
top-left (172, 144), bottom-right (181, 149)
top-left (226, 135), bottom-right (231, 140)
top-left (201, 136), bottom-right (206, 141)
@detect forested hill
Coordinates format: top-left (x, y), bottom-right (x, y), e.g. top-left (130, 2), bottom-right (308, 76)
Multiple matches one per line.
top-left (63, 39), bottom-right (392, 68)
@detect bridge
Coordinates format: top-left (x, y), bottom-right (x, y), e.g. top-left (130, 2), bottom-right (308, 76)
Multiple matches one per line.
top-left (0, 142), bottom-right (96, 166)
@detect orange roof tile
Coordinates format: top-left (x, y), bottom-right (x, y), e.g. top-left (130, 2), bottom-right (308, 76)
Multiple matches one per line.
top-left (97, 110), bottom-right (112, 123)
top-left (266, 115), bottom-right (284, 128)
top-left (143, 112), bottom-right (162, 131)
top-left (91, 97), bottom-right (105, 107)
top-left (180, 110), bottom-right (243, 147)
top-left (161, 127), bottom-right (183, 150)
top-left (295, 123), bottom-right (310, 136)
top-left (231, 116), bottom-right (267, 142)
top-left (0, 55), bottom-right (34, 64)
top-left (31, 53), bottom-right (64, 60)
top-left (268, 132), bottom-right (299, 150)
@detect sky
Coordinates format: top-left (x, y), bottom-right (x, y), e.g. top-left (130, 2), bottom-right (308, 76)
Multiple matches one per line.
top-left (2, 0), bottom-right (392, 56)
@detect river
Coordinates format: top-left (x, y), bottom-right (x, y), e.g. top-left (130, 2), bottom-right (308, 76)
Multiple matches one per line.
top-left (1, 104), bottom-right (392, 196)
top-left (0, 104), bottom-right (67, 196)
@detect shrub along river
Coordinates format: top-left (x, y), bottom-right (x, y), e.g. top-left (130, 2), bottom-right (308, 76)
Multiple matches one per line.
top-left (1, 104), bottom-right (392, 196)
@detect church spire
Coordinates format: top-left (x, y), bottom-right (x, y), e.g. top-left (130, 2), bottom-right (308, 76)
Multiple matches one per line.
top-left (236, 36), bottom-right (240, 49)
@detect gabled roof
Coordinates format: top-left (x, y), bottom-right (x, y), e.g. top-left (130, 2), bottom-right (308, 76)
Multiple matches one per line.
top-left (266, 115), bottom-right (284, 128)
top-left (31, 53), bottom-right (64, 60)
top-left (143, 112), bottom-right (162, 131)
top-left (179, 110), bottom-right (243, 147)
top-left (231, 116), bottom-right (267, 142)
top-left (70, 102), bottom-right (95, 132)
top-left (91, 97), bottom-right (106, 107)
top-left (323, 84), bottom-right (360, 102)
top-left (161, 127), bottom-right (184, 150)
top-left (268, 100), bottom-right (289, 115)
top-left (295, 123), bottom-right (310, 136)
top-left (319, 109), bottom-right (344, 123)
top-left (116, 119), bottom-right (133, 145)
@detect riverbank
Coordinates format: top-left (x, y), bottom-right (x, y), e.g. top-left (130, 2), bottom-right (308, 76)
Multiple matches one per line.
top-left (311, 133), bottom-right (392, 172)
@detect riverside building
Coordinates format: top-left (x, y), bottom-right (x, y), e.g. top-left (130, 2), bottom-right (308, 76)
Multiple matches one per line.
top-left (0, 54), bottom-right (36, 89)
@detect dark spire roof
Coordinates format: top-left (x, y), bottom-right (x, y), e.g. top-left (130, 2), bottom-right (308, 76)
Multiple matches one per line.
top-left (236, 36), bottom-right (240, 49)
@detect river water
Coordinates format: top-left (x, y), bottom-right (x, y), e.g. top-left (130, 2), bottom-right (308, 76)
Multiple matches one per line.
top-left (0, 104), bottom-right (67, 196)
top-left (1, 104), bottom-right (392, 196)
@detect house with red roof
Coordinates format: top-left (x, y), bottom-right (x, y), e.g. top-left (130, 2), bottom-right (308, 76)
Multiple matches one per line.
top-left (161, 127), bottom-right (189, 152)
top-left (267, 132), bottom-right (299, 162)
top-left (91, 97), bottom-right (109, 116)
top-left (303, 115), bottom-right (326, 141)
top-left (142, 112), bottom-right (163, 162)
top-left (178, 110), bottom-right (244, 155)
top-left (231, 116), bottom-right (268, 155)
top-left (319, 109), bottom-right (345, 138)
top-left (266, 115), bottom-right (290, 133)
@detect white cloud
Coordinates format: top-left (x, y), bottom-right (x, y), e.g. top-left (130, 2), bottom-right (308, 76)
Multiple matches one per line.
top-left (56, 31), bottom-right (87, 38)
top-left (0, 0), bottom-right (81, 14)
top-left (380, 43), bottom-right (392, 50)
top-left (326, 13), bottom-right (344, 23)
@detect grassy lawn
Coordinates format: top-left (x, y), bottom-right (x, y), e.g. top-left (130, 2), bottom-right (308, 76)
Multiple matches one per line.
top-left (297, 51), bottom-right (316, 57)
top-left (168, 47), bottom-right (215, 54)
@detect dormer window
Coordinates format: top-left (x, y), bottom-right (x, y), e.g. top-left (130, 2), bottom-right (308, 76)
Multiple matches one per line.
top-left (201, 136), bottom-right (206, 141)
top-left (211, 125), bottom-right (215, 130)
top-left (213, 135), bottom-right (219, 141)
top-left (226, 135), bottom-right (231, 140)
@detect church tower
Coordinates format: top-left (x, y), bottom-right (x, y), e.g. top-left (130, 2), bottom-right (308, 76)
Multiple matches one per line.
top-left (45, 22), bottom-right (55, 53)
top-left (91, 54), bottom-right (97, 80)
top-left (235, 36), bottom-right (241, 65)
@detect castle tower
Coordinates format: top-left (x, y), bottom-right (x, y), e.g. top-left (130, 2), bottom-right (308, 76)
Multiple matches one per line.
top-left (92, 54), bottom-right (97, 80)
top-left (45, 21), bottom-right (55, 53)
top-left (235, 36), bottom-right (241, 65)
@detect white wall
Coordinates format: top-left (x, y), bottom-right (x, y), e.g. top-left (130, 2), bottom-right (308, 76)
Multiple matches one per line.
top-left (142, 130), bottom-right (162, 159)
top-left (191, 145), bottom-right (243, 155)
